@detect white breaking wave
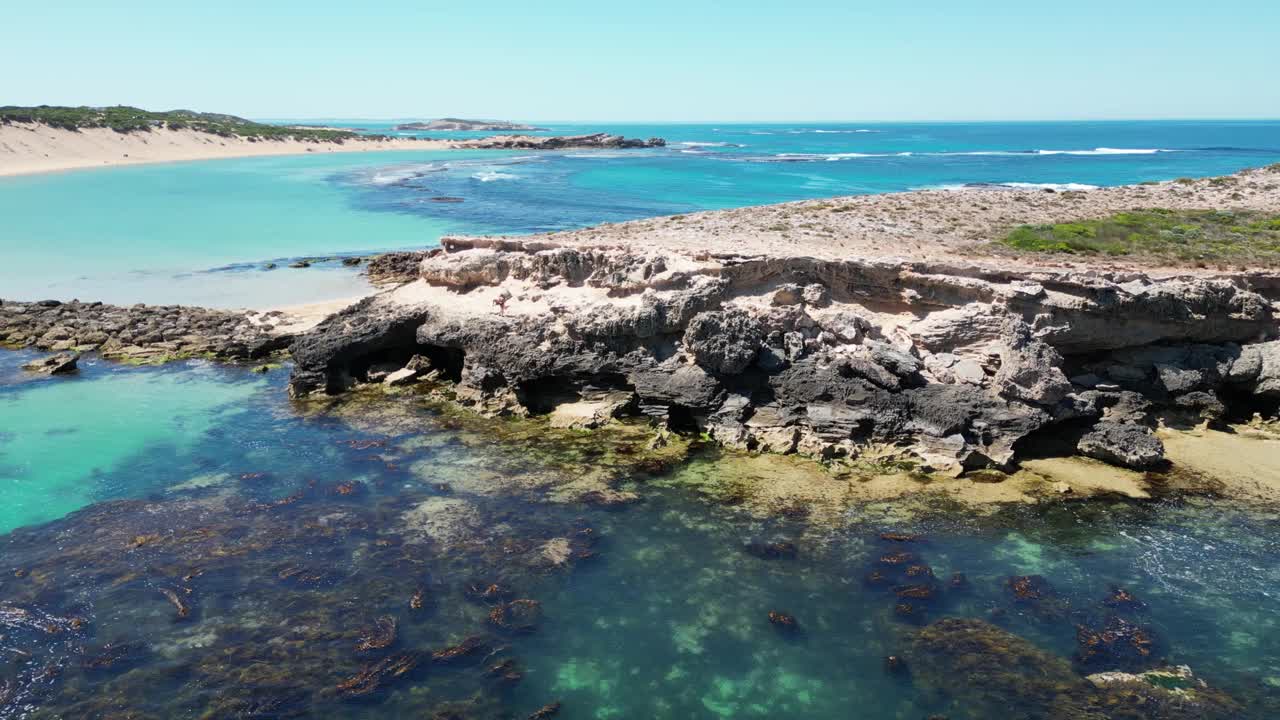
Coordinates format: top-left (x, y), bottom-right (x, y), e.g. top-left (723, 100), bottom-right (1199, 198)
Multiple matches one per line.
top-left (922, 148), bottom-right (1176, 157)
top-left (563, 152), bottom-right (637, 159)
top-left (925, 181), bottom-right (1100, 192)
top-left (1038, 147), bottom-right (1168, 155)
top-left (1000, 181), bottom-right (1101, 190)
top-left (772, 151), bottom-right (912, 161)
top-left (365, 164), bottom-right (440, 186)
top-left (677, 141), bottom-right (736, 147)
top-left (471, 171), bottom-right (519, 182)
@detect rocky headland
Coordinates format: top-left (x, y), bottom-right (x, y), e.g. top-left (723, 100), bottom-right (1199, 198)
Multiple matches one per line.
top-left (290, 166), bottom-right (1280, 478)
top-left (446, 133), bottom-right (666, 150)
top-left (0, 105), bottom-right (666, 176)
top-left (395, 118), bottom-right (548, 132)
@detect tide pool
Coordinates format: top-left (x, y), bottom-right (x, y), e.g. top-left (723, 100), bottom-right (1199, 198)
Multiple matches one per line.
top-left (0, 350), bottom-right (264, 532)
top-left (0, 359), bottom-right (1277, 718)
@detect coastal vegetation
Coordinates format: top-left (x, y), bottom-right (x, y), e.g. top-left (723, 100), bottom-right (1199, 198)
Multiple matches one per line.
top-left (0, 104), bottom-right (376, 142)
top-left (1000, 208), bottom-right (1280, 265)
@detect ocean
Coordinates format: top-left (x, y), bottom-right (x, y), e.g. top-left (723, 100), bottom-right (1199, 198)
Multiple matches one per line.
top-left (2, 121), bottom-right (1280, 718)
top-left (1, 120), bottom-right (1278, 307)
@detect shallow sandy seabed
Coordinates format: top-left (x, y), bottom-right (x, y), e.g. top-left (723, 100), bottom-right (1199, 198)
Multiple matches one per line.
top-left (1159, 426), bottom-right (1280, 502)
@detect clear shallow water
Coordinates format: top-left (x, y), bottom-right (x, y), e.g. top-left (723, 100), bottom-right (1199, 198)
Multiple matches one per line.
top-left (0, 349), bottom-right (264, 531)
top-left (2, 121), bottom-right (1278, 306)
top-left (1, 355), bottom-right (1278, 718)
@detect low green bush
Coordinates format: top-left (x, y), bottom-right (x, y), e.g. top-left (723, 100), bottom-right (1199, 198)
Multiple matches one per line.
top-left (998, 208), bottom-right (1280, 265)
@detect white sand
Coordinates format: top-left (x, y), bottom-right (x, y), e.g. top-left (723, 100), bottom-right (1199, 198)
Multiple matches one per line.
top-left (0, 123), bottom-right (455, 177)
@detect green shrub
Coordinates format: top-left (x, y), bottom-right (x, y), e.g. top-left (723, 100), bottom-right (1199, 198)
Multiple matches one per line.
top-left (0, 104), bottom-right (364, 143)
top-left (997, 208), bottom-right (1280, 266)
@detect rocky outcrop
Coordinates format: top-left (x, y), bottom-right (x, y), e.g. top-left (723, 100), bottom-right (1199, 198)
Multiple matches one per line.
top-left (907, 618), bottom-right (1244, 719)
top-left (365, 250), bottom-right (433, 285)
top-left (1077, 422), bottom-right (1166, 470)
top-left (395, 118), bottom-right (547, 132)
top-left (21, 352), bottom-right (79, 375)
top-left (449, 133), bottom-right (665, 150)
top-left (289, 237), bottom-right (1280, 474)
top-left (0, 299), bottom-right (293, 363)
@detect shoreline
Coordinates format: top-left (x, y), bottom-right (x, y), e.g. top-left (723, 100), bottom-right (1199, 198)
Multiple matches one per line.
top-left (286, 165), bottom-right (1280, 480)
top-left (3, 166), bottom-right (1280, 506)
top-left (0, 123), bottom-right (455, 177)
top-left (0, 123), bottom-right (666, 177)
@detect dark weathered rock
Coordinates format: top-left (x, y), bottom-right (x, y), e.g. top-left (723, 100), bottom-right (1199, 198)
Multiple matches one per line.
top-left (450, 133), bottom-right (664, 150)
top-left (1077, 422), bottom-right (1165, 470)
top-left (288, 299), bottom-right (433, 396)
top-left (681, 310), bottom-right (763, 374)
top-left (21, 352), bottom-right (79, 375)
top-left (365, 251), bottom-right (434, 285)
top-left (283, 238), bottom-right (1280, 473)
top-left (1, 299), bottom-right (291, 364)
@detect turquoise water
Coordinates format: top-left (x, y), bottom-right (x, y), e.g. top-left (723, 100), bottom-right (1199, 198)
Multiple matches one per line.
top-left (3, 121), bottom-right (1278, 307)
top-left (0, 349), bottom-right (264, 531)
top-left (5, 122), bottom-right (1280, 714)
top-left (0, 151), bottom-right (484, 307)
top-left (0, 359), bottom-right (1278, 718)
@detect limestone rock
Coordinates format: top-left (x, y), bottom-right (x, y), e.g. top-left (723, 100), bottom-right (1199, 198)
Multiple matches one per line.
top-left (547, 392), bottom-right (634, 429)
top-left (22, 352), bottom-right (79, 375)
top-left (994, 323), bottom-right (1071, 407)
top-left (681, 309), bottom-right (763, 374)
top-left (1077, 422), bottom-right (1165, 470)
top-left (383, 367), bottom-right (420, 387)
top-left (801, 283), bottom-right (830, 307)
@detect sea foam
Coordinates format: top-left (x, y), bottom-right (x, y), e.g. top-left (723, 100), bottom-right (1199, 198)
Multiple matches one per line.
top-left (926, 181), bottom-right (1100, 192)
top-left (472, 171), bottom-right (519, 182)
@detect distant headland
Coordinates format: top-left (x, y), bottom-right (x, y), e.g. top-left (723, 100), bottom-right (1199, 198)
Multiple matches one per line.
top-left (0, 105), bottom-right (664, 176)
top-left (394, 118), bottom-right (548, 132)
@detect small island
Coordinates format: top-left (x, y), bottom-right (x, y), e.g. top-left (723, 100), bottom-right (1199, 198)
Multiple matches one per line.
top-left (394, 118), bottom-right (548, 132)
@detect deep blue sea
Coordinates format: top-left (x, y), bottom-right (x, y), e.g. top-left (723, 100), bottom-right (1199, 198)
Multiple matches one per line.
top-left (1, 120), bottom-right (1277, 306)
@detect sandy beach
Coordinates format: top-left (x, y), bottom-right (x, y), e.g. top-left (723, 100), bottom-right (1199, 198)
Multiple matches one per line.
top-left (0, 122), bottom-right (454, 177)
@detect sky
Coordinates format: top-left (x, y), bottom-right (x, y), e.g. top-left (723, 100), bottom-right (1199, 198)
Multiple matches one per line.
top-left (4, 0), bottom-right (1278, 122)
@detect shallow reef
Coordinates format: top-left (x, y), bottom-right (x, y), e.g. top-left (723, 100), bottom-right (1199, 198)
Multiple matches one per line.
top-left (2, 358), bottom-right (1280, 718)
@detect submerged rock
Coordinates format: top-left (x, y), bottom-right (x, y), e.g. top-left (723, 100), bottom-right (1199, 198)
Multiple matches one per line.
top-left (908, 618), bottom-right (1244, 719)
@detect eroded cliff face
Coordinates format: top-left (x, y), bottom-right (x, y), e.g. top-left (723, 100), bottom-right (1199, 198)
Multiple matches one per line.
top-left (290, 240), bottom-right (1280, 473)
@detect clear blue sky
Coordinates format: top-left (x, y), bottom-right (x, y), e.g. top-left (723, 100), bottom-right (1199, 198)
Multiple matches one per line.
top-left (5, 0), bottom-right (1277, 121)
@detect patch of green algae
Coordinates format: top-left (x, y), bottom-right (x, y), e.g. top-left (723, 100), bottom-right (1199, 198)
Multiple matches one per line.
top-left (294, 387), bottom-right (694, 503)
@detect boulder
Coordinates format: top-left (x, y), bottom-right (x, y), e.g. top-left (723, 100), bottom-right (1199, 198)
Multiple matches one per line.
top-left (632, 362), bottom-right (724, 411)
top-left (1077, 422), bottom-right (1165, 470)
top-left (801, 283), bottom-right (830, 307)
top-left (994, 322), bottom-right (1071, 407)
top-left (681, 309), bottom-right (764, 374)
top-left (22, 352), bottom-right (79, 375)
top-left (547, 391), bottom-right (634, 430)
top-left (383, 367), bottom-right (420, 387)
